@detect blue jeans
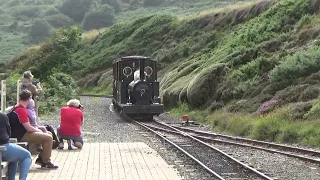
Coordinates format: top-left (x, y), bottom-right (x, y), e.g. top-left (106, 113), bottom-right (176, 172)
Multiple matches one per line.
top-left (1, 143), bottom-right (32, 180)
top-left (57, 126), bottom-right (84, 145)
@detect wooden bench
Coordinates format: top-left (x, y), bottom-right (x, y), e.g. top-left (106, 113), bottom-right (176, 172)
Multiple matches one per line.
top-left (0, 146), bottom-right (8, 180)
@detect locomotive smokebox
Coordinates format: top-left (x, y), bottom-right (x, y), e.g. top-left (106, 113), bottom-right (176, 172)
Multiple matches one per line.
top-left (128, 80), bottom-right (152, 105)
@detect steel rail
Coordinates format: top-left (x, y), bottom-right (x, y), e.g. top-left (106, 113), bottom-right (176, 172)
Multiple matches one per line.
top-left (152, 120), bottom-right (274, 180)
top-left (144, 123), bottom-right (320, 164)
top-left (133, 122), bottom-right (225, 179)
top-left (168, 124), bottom-right (320, 157)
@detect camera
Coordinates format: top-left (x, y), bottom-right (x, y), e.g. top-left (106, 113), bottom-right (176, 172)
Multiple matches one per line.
top-left (32, 81), bottom-right (39, 86)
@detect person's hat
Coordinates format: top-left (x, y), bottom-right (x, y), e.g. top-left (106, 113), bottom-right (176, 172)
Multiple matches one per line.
top-left (23, 71), bottom-right (34, 79)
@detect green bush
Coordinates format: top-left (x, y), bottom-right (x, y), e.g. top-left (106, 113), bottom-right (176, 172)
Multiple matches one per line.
top-left (39, 72), bottom-right (79, 114)
top-left (81, 5), bottom-right (115, 31)
top-left (32, 26), bottom-right (82, 80)
top-left (44, 7), bottom-right (60, 16)
top-left (45, 14), bottom-right (75, 28)
top-left (101, 0), bottom-right (121, 13)
top-left (11, 5), bottom-right (48, 18)
top-left (28, 20), bottom-right (53, 44)
top-left (58, 0), bottom-right (92, 23)
top-left (269, 46), bottom-right (320, 83)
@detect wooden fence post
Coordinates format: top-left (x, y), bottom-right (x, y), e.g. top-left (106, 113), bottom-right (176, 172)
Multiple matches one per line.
top-left (0, 80), bottom-right (6, 112)
top-left (17, 80), bottom-right (21, 103)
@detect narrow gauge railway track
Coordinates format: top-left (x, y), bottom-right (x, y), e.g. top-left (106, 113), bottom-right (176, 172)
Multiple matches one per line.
top-left (157, 121), bottom-right (320, 164)
top-left (135, 120), bottom-right (274, 180)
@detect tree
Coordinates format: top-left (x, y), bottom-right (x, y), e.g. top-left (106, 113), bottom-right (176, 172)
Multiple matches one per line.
top-left (28, 20), bottom-right (52, 44)
top-left (58, 0), bottom-right (92, 23)
top-left (81, 5), bottom-right (115, 31)
top-left (33, 26), bottom-right (83, 80)
top-left (101, 0), bottom-right (120, 13)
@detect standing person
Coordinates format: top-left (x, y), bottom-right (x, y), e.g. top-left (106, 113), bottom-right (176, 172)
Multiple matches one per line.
top-left (9, 90), bottom-right (58, 169)
top-left (21, 71), bottom-right (44, 119)
top-left (0, 112), bottom-right (32, 180)
top-left (57, 99), bottom-right (84, 150)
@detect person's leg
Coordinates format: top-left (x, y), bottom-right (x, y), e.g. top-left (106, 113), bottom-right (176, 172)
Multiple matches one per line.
top-left (70, 136), bottom-right (84, 149)
top-left (20, 132), bottom-right (57, 168)
top-left (1, 143), bottom-right (32, 180)
top-left (38, 126), bottom-right (48, 133)
top-left (56, 126), bottom-right (64, 149)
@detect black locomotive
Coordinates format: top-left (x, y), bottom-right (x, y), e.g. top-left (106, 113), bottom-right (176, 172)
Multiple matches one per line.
top-left (112, 56), bottom-right (164, 121)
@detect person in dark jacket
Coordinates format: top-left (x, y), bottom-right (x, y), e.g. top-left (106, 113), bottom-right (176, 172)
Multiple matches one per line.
top-left (0, 112), bottom-right (32, 180)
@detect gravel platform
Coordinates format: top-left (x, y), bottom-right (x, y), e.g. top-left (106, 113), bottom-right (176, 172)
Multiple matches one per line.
top-left (38, 96), bottom-right (213, 180)
top-left (159, 112), bottom-right (320, 180)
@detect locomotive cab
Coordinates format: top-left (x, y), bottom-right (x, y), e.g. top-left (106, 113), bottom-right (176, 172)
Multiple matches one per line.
top-left (112, 56), bottom-right (164, 121)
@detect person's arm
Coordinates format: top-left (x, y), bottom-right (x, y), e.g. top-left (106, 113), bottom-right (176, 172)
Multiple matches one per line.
top-left (29, 84), bottom-right (44, 97)
top-left (16, 108), bottom-right (41, 133)
top-left (3, 113), bottom-right (11, 137)
top-left (22, 122), bottom-right (41, 133)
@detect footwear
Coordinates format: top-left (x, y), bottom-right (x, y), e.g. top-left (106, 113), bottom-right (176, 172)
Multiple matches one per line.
top-left (58, 142), bottom-right (64, 150)
top-left (35, 157), bottom-right (43, 166)
top-left (41, 162), bottom-right (58, 169)
top-left (67, 140), bottom-right (73, 150)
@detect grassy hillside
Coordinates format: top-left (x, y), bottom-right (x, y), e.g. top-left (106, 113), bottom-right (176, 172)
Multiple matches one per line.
top-left (0, 0), bottom-right (243, 64)
top-left (5, 0), bottom-right (320, 147)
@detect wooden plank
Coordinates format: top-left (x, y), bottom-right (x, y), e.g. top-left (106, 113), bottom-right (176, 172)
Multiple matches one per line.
top-left (9, 138), bottom-right (17, 143)
top-left (0, 146), bottom-right (6, 152)
top-left (1, 162), bottom-right (8, 178)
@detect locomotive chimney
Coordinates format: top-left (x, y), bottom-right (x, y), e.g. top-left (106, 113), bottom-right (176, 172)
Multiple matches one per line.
top-left (140, 59), bottom-right (145, 81)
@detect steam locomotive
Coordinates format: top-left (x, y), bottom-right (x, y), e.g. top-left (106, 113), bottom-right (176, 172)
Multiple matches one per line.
top-left (111, 56), bottom-right (164, 121)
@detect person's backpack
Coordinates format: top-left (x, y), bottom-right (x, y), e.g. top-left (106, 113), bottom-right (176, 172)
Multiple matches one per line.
top-left (44, 124), bottom-right (60, 149)
top-left (6, 105), bottom-right (24, 122)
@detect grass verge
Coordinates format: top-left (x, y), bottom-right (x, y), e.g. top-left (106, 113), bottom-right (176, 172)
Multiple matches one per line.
top-left (169, 103), bottom-right (320, 148)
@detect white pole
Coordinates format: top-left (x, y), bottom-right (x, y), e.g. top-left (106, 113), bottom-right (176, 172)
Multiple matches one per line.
top-left (1, 80), bottom-right (6, 112)
top-left (17, 80), bottom-right (21, 103)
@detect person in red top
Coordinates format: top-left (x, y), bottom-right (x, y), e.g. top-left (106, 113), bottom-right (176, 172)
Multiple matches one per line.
top-left (9, 90), bottom-right (58, 169)
top-left (57, 99), bottom-right (84, 150)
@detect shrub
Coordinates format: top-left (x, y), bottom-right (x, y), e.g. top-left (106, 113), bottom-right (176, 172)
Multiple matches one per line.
top-left (44, 7), bottom-right (60, 16)
top-left (287, 101), bottom-right (314, 120)
top-left (11, 5), bottom-right (46, 18)
top-left (45, 14), bottom-right (75, 28)
top-left (256, 99), bottom-right (280, 115)
top-left (101, 0), bottom-right (121, 13)
top-left (303, 99), bottom-right (320, 120)
top-left (269, 46), bottom-right (320, 83)
top-left (250, 112), bottom-right (285, 141)
top-left (58, 0), bottom-right (92, 23)
top-left (38, 72), bottom-right (79, 114)
top-left (81, 5), bottom-right (115, 31)
top-left (28, 20), bottom-right (53, 44)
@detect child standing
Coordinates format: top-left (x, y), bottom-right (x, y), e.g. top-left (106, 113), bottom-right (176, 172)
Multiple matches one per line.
top-left (26, 99), bottom-right (47, 133)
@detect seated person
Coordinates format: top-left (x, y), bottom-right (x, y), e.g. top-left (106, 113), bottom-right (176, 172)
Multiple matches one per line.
top-left (133, 69), bottom-right (147, 82)
top-left (57, 99), bottom-right (84, 150)
top-left (0, 112), bottom-right (32, 180)
top-left (26, 98), bottom-right (47, 133)
top-left (9, 90), bottom-right (58, 169)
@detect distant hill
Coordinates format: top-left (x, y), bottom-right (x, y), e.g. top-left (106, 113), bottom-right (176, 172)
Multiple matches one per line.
top-left (0, 0), bottom-right (244, 64)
